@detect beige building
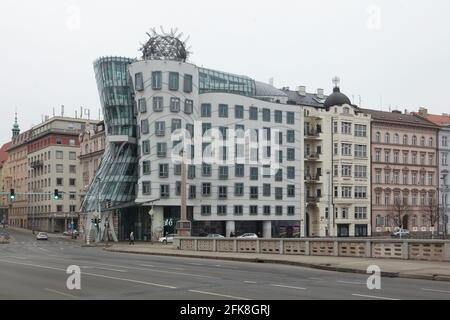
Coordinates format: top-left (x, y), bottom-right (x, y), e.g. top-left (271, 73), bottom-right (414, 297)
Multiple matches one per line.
top-left (27, 117), bottom-right (97, 232)
top-left (0, 142), bottom-right (12, 225)
top-left (78, 121), bottom-right (106, 232)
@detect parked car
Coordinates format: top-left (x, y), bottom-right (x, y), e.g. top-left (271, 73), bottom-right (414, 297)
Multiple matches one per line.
top-left (0, 231), bottom-right (10, 240)
top-left (237, 233), bottom-right (258, 239)
top-left (391, 229), bottom-right (410, 238)
top-left (206, 234), bottom-right (225, 238)
top-left (159, 234), bottom-right (176, 244)
top-left (63, 230), bottom-right (79, 236)
top-left (36, 232), bottom-right (49, 241)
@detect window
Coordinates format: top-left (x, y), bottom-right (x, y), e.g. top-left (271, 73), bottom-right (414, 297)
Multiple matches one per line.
top-left (218, 186), bottom-right (228, 199)
top-left (355, 145), bottom-right (367, 158)
top-left (412, 135), bottom-right (417, 145)
top-left (184, 99), bottom-right (193, 114)
top-left (342, 165), bottom-right (352, 177)
top-left (214, 205), bottom-right (226, 216)
top-left (287, 167), bottom-right (295, 179)
top-left (250, 186), bottom-right (259, 199)
top-left (275, 206), bottom-right (283, 216)
top-left (202, 183), bottom-right (211, 197)
top-left (286, 112), bottom-right (295, 124)
top-left (69, 165), bottom-right (76, 174)
top-left (275, 110), bottom-right (282, 123)
top-left (235, 105), bottom-right (244, 119)
top-left (262, 108), bottom-right (271, 122)
top-left (135, 72), bottom-right (144, 91)
top-left (341, 208), bottom-right (349, 219)
top-left (375, 132), bottom-right (381, 142)
top-left (249, 107), bottom-right (258, 120)
top-left (275, 169), bottom-right (283, 182)
top-left (201, 205), bottom-right (212, 216)
top-left (141, 119), bottom-right (149, 134)
top-left (385, 150), bottom-right (390, 163)
top-left (219, 104), bottom-right (229, 118)
top-left (385, 133), bottom-right (390, 144)
top-left (421, 136), bottom-right (425, 147)
top-left (152, 71), bottom-right (162, 90)
top-left (183, 74), bottom-right (193, 93)
top-left (250, 167), bottom-right (259, 180)
top-left (186, 123), bottom-right (194, 138)
top-left (403, 152), bottom-right (408, 164)
top-left (201, 104), bottom-right (211, 117)
top-left (155, 121), bottom-right (165, 136)
top-left (153, 97), bottom-right (163, 112)
top-left (429, 154), bottom-right (434, 166)
top-left (171, 119), bottom-right (182, 133)
top-left (170, 98), bottom-right (180, 112)
top-left (287, 207), bottom-right (295, 216)
top-left (57, 205), bottom-right (63, 213)
top-left (403, 135), bottom-right (409, 145)
top-left (56, 151), bottom-right (63, 159)
top-left (443, 136), bottom-right (448, 147)
top-left (202, 123), bottom-right (211, 136)
top-left (250, 206), bottom-right (258, 216)
top-left (355, 207), bottom-right (367, 219)
top-left (287, 130), bottom-right (295, 143)
top-left (219, 166), bottom-right (229, 180)
top-left (157, 143), bottom-right (167, 157)
top-left (235, 164), bottom-right (244, 177)
top-left (56, 164), bottom-right (63, 173)
top-left (355, 124), bottom-right (367, 137)
top-left (159, 164), bottom-right (169, 178)
top-left (142, 181), bottom-right (151, 195)
top-left (341, 122), bottom-right (352, 135)
top-left (263, 206), bottom-right (271, 216)
top-left (355, 165), bottom-right (367, 178)
top-left (202, 163), bottom-right (211, 177)
top-left (342, 187), bottom-right (352, 198)
top-left (334, 143), bottom-right (339, 156)
top-left (169, 72), bottom-right (179, 91)
top-left (263, 184), bottom-right (271, 197)
top-left (287, 185), bottom-right (295, 197)
top-left (443, 153), bottom-right (448, 166)
top-left (138, 98), bottom-right (147, 113)
top-left (428, 172), bottom-right (434, 186)
top-left (429, 137), bottom-right (433, 147)
top-left (142, 140), bottom-right (150, 155)
top-left (142, 161), bottom-right (151, 175)
top-left (355, 186), bottom-right (367, 199)
top-left (234, 183), bottom-right (244, 197)
top-left (287, 148), bottom-right (295, 161)
top-left (394, 133), bottom-right (399, 144)
top-left (341, 144), bottom-right (352, 156)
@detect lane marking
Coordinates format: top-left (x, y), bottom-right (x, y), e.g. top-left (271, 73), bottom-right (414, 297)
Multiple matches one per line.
top-left (308, 278), bottom-right (323, 281)
top-left (95, 267), bottom-right (128, 273)
top-left (188, 290), bottom-right (251, 300)
top-left (188, 263), bottom-right (204, 266)
top-left (0, 255), bottom-right (28, 260)
top-left (244, 281), bottom-right (257, 284)
top-left (421, 288), bottom-right (450, 294)
top-left (352, 294), bottom-right (399, 300)
top-left (337, 280), bottom-right (366, 285)
top-left (166, 267), bottom-right (185, 271)
top-left (45, 288), bottom-right (79, 300)
top-left (271, 284), bottom-right (307, 290)
top-left (0, 259), bottom-right (177, 289)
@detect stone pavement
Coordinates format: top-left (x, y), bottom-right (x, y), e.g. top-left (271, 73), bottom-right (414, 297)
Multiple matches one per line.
top-left (104, 243), bottom-right (450, 282)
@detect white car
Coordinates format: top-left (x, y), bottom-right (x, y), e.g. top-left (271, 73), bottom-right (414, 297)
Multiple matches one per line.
top-left (159, 234), bottom-right (176, 244)
top-left (36, 232), bottom-right (49, 241)
top-left (391, 229), bottom-right (410, 238)
top-left (206, 234), bottom-right (225, 238)
top-left (237, 233), bottom-right (258, 239)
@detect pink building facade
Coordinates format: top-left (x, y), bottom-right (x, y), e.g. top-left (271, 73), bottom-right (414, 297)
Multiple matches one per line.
top-left (363, 110), bottom-right (439, 236)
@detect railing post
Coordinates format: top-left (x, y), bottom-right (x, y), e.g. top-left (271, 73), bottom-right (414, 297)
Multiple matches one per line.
top-left (333, 240), bottom-right (339, 257)
top-left (305, 240), bottom-right (310, 256)
top-left (279, 240), bottom-right (284, 255)
top-left (233, 239), bottom-right (238, 252)
top-left (213, 239), bottom-right (217, 252)
top-left (366, 240), bottom-right (372, 258)
top-left (256, 239), bottom-right (260, 253)
top-left (402, 241), bottom-right (409, 260)
top-left (194, 239), bottom-right (198, 251)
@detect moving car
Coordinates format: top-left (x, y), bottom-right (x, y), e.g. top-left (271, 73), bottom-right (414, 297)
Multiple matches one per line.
top-left (36, 232), bottom-right (49, 241)
top-left (206, 234), bottom-right (225, 238)
top-left (391, 229), bottom-right (410, 238)
top-left (237, 233), bottom-right (258, 239)
top-left (159, 234), bottom-right (176, 244)
top-left (63, 230), bottom-right (79, 236)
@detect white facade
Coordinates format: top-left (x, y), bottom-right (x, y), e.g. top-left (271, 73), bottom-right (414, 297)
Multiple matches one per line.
top-left (439, 128), bottom-right (450, 233)
top-left (129, 59), bottom-right (304, 238)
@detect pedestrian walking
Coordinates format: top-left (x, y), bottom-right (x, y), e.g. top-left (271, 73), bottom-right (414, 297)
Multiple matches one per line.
top-left (129, 231), bottom-right (135, 245)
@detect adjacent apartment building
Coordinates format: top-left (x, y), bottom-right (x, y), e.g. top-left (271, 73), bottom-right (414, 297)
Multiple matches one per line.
top-left (363, 109), bottom-right (439, 236)
top-left (27, 117), bottom-right (97, 232)
top-left (414, 108), bottom-right (450, 235)
top-left (0, 141), bottom-right (11, 225)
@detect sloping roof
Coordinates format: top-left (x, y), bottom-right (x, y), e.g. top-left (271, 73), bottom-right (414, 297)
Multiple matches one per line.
top-left (415, 113), bottom-right (450, 127)
top-left (255, 81), bottom-right (288, 97)
top-left (282, 89), bottom-right (327, 107)
top-left (361, 109), bottom-right (437, 127)
top-left (0, 142), bottom-right (12, 168)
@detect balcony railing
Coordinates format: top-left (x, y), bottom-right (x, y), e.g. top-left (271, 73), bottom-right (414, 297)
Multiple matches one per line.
top-left (305, 130), bottom-right (322, 138)
top-left (307, 195), bottom-right (322, 203)
top-left (305, 153), bottom-right (322, 161)
top-left (30, 160), bottom-right (44, 168)
top-left (305, 175), bottom-right (322, 182)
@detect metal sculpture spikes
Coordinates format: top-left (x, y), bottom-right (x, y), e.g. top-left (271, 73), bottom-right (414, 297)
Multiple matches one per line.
top-left (140, 27), bottom-right (191, 62)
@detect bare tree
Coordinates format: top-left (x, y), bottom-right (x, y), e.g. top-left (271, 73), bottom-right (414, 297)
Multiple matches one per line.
top-left (390, 198), bottom-right (409, 231)
top-left (423, 196), bottom-right (440, 239)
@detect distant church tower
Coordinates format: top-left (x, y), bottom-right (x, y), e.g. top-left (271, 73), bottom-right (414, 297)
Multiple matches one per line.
top-left (12, 112), bottom-right (20, 138)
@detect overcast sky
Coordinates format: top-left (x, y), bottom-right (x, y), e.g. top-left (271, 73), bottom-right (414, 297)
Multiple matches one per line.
top-left (1, 0), bottom-right (449, 144)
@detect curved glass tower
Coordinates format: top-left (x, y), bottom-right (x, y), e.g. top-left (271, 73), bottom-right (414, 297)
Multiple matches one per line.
top-left (81, 57), bottom-right (138, 212)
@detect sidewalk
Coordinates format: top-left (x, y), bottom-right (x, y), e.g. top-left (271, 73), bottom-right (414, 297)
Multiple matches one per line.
top-left (6, 227), bottom-right (84, 244)
top-left (104, 243), bottom-right (450, 282)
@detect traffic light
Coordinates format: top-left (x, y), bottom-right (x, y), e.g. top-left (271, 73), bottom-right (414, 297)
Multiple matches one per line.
top-left (10, 189), bottom-right (15, 201)
top-left (54, 189), bottom-right (60, 200)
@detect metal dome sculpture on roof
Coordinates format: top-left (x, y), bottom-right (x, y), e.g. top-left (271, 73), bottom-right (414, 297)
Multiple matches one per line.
top-left (324, 76), bottom-right (352, 108)
top-left (140, 27), bottom-right (191, 62)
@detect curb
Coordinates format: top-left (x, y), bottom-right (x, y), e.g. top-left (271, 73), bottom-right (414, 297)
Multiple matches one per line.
top-left (104, 248), bottom-right (447, 281)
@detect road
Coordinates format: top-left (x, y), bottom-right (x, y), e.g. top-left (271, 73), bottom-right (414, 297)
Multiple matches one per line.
top-left (0, 229), bottom-right (449, 300)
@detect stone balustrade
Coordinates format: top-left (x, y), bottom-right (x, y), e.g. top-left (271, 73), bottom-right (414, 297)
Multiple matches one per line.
top-left (173, 238), bottom-right (450, 262)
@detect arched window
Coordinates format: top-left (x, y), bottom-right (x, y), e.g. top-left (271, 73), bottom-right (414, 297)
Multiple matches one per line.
top-left (376, 132), bottom-right (381, 143)
top-left (421, 136), bottom-right (425, 147)
top-left (394, 133), bottom-right (399, 144)
top-left (412, 135), bottom-right (417, 145)
top-left (429, 137), bottom-right (433, 147)
top-left (385, 133), bottom-right (390, 144)
top-left (403, 134), bottom-right (408, 145)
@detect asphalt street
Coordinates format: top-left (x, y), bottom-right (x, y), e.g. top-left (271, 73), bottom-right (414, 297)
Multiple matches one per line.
top-left (0, 229), bottom-right (449, 300)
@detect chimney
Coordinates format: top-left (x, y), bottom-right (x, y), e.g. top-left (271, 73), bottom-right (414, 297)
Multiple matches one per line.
top-left (317, 88), bottom-right (324, 99)
top-left (418, 107), bottom-right (428, 116)
top-left (297, 86), bottom-right (306, 96)
top-left (61, 105), bottom-right (65, 117)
